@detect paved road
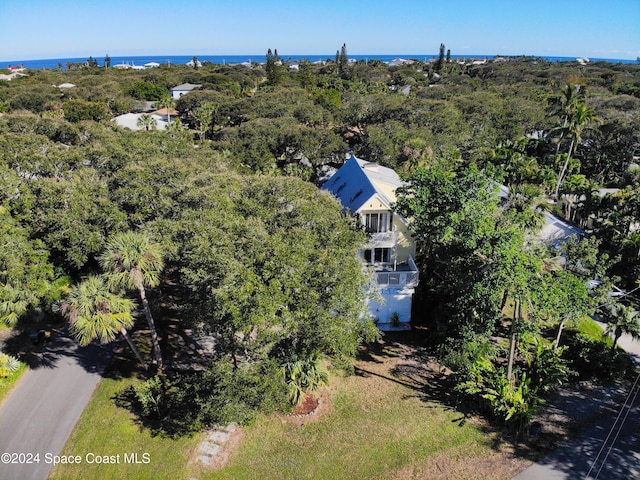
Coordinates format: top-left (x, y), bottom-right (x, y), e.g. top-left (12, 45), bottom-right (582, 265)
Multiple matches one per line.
top-left (513, 331), bottom-right (640, 480)
top-left (0, 333), bottom-right (111, 480)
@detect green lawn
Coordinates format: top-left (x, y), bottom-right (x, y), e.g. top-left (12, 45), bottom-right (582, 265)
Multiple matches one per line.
top-left (48, 374), bottom-right (203, 480)
top-left (51, 340), bottom-right (510, 480)
top-left (573, 315), bottom-right (608, 342)
top-left (0, 363), bottom-right (27, 406)
top-left (208, 363), bottom-right (492, 480)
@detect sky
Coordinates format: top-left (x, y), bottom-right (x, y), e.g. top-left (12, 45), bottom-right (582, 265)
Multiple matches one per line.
top-left (1, 0), bottom-right (639, 62)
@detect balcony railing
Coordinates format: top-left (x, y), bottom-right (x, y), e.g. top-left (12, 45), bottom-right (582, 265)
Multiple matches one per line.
top-left (373, 255), bottom-right (419, 289)
top-left (365, 230), bottom-right (397, 249)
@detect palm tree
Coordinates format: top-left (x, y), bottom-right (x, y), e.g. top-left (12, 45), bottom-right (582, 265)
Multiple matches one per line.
top-left (281, 356), bottom-right (329, 405)
top-left (553, 102), bottom-right (601, 199)
top-left (600, 302), bottom-right (640, 355)
top-left (550, 85), bottom-right (583, 163)
top-left (503, 183), bottom-right (547, 233)
top-left (100, 232), bottom-right (164, 369)
top-left (137, 114), bottom-right (157, 131)
top-left (62, 275), bottom-right (147, 368)
top-left (157, 93), bottom-right (175, 124)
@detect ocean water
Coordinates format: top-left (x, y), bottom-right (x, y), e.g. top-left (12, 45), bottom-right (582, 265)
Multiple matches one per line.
top-left (3, 54), bottom-right (636, 70)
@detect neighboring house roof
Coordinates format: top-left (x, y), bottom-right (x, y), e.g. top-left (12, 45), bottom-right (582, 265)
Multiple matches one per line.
top-left (499, 184), bottom-right (584, 247)
top-left (388, 58), bottom-right (409, 67)
top-left (538, 210), bottom-right (584, 247)
top-left (144, 62), bottom-right (160, 68)
top-left (322, 155), bottom-right (405, 213)
top-left (171, 83), bottom-right (201, 92)
top-left (151, 107), bottom-right (179, 117)
top-left (111, 113), bottom-right (169, 131)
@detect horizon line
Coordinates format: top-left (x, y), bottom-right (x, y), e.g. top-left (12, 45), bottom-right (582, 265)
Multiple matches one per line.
top-left (3, 52), bottom-right (637, 64)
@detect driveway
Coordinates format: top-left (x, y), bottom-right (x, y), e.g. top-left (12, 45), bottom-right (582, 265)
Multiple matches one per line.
top-left (513, 330), bottom-right (640, 480)
top-left (0, 332), bottom-right (111, 480)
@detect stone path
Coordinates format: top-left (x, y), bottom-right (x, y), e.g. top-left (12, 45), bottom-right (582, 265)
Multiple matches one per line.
top-left (194, 423), bottom-right (240, 469)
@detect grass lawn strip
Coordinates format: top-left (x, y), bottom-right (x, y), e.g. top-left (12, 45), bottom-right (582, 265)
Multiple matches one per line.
top-left (48, 374), bottom-right (203, 480)
top-left (0, 363), bottom-right (28, 407)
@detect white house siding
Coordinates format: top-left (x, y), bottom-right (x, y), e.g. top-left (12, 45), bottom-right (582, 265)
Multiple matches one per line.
top-left (368, 289), bottom-right (414, 324)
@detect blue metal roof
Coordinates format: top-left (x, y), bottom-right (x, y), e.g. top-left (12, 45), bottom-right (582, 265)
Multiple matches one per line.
top-left (321, 156), bottom-right (379, 212)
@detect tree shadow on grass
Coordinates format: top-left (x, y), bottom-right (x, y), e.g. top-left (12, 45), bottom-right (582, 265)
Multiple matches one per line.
top-left (356, 331), bottom-right (583, 463)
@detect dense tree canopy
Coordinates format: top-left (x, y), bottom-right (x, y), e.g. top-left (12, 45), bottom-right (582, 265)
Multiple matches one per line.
top-left (1, 56), bottom-right (638, 431)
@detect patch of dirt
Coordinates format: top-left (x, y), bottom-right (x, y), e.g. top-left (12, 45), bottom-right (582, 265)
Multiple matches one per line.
top-left (294, 392), bottom-right (319, 415)
top-left (281, 389), bottom-right (331, 426)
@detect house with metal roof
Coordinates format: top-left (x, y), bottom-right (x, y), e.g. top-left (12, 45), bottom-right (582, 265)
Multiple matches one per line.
top-left (170, 83), bottom-right (202, 100)
top-left (322, 154), bottom-right (419, 329)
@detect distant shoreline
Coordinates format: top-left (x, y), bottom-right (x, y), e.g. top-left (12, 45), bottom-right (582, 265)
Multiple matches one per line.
top-left (2, 54), bottom-right (637, 70)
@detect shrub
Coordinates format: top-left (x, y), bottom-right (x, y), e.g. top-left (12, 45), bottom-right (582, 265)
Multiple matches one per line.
top-left (562, 332), bottom-right (635, 382)
top-left (116, 359), bottom-right (290, 437)
top-left (0, 353), bottom-right (21, 378)
top-left (281, 356), bottom-right (329, 405)
top-left (127, 81), bottom-right (167, 101)
top-left (63, 100), bottom-right (109, 123)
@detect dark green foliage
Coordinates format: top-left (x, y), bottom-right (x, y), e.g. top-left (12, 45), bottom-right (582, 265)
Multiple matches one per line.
top-left (8, 85), bottom-right (59, 113)
top-left (436, 43), bottom-right (446, 72)
top-left (116, 360), bottom-right (290, 437)
top-left (0, 206), bottom-right (56, 326)
top-left (561, 332), bottom-right (636, 381)
top-left (63, 99), bottom-right (109, 123)
top-left (526, 343), bottom-right (574, 393)
top-left (455, 358), bottom-right (542, 432)
top-left (337, 43), bottom-right (350, 79)
top-left (265, 48), bottom-right (283, 85)
top-left (174, 175), bottom-right (377, 369)
top-left (127, 81), bottom-right (168, 101)
top-left (1, 58), bottom-right (639, 435)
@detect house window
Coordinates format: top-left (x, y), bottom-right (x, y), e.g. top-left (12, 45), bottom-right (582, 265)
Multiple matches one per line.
top-left (364, 212), bottom-right (392, 233)
top-left (364, 248), bottom-right (391, 264)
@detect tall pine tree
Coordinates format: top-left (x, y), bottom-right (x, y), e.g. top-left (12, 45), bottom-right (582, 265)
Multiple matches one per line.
top-left (436, 43), bottom-right (446, 72)
top-left (266, 48), bottom-right (279, 84)
top-left (338, 43), bottom-right (349, 79)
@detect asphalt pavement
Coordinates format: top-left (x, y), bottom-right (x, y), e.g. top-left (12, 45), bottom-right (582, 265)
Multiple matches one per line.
top-left (0, 333), bottom-right (111, 480)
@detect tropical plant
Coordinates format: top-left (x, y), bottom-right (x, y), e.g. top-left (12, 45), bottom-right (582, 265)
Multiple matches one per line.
top-left (456, 359), bottom-right (542, 432)
top-left (281, 356), bottom-right (329, 405)
top-left (61, 275), bottom-right (147, 368)
top-left (553, 101), bottom-right (601, 199)
top-left (549, 84), bottom-right (584, 158)
top-left (526, 341), bottom-right (574, 393)
top-left (483, 371), bottom-right (540, 432)
top-left (137, 114), bottom-right (157, 131)
top-left (133, 375), bottom-right (165, 417)
top-left (0, 353), bottom-right (21, 378)
top-left (100, 231), bottom-right (164, 369)
top-left (156, 93), bottom-right (176, 124)
top-left (599, 302), bottom-right (640, 355)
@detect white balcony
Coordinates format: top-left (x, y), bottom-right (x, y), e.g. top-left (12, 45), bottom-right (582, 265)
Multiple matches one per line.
top-left (365, 230), bottom-right (398, 249)
top-left (372, 255), bottom-right (419, 289)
